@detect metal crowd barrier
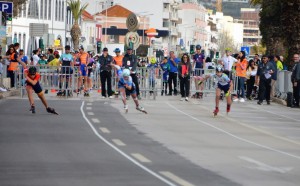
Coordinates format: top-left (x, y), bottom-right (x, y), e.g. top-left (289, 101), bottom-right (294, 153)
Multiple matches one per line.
top-left (8, 64), bottom-right (295, 101)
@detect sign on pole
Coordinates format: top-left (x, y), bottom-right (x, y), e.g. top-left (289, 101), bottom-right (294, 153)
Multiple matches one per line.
top-left (0, 1), bottom-right (13, 14)
top-left (125, 32), bottom-right (140, 50)
top-left (126, 13), bottom-right (140, 32)
top-left (241, 46), bottom-right (250, 57)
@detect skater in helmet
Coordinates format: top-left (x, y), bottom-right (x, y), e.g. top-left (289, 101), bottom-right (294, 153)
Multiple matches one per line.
top-left (24, 66), bottom-right (58, 114)
top-left (118, 69), bottom-right (147, 113)
top-left (200, 65), bottom-right (232, 116)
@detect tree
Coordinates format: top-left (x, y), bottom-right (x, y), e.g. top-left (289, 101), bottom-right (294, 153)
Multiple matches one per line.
top-left (217, 30), bottom-right (240, 56)
top-left (281, 1), bottom-right (300, 69)
top-left (7, 0), bottom-right (27, 17)
top-left (67, 0), bottom-right (88, 51)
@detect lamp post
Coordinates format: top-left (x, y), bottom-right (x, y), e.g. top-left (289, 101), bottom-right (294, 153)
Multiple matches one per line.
top-left (138, 13), bottom-right (153, 45)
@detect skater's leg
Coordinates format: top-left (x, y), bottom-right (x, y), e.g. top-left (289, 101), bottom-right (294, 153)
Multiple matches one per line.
top-left (131, 93), bottom-right (139, 107)
top-left (119, 88), bottom-right (127, 105)
top-left (26, 86), bottom-right (34, 106)
top-left (37, 92), bottom-right (49, 109)
top-left (215, 88), bottom-right (221, 108)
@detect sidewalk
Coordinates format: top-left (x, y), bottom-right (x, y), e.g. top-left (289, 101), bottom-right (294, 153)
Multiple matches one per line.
top-left (0, 89), bottom-right (20, 99)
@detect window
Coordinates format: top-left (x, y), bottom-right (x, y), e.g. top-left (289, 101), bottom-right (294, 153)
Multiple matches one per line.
top-left (163, 3), bottom-right (169, 11)
top-left (109, 26), bottom-right (118, 43)
top-left (28, 0), bottom-right (39, 18)
top-left (23, 34), bottom-right (26, 51)
top-left (61, 1), bottom-right (64, 21)
top-left (55, 0), bottom-right (58, 21)
top-left (44, 0), bottom-right (48, 20)
top-left (48, 0), bottom-right (51, 20)
top-left (163, 19), bottom-right (169, 28)
top-left (58, 0), bottom-right (61, 21)
top-left (40, 0), bottom-right (44, 19)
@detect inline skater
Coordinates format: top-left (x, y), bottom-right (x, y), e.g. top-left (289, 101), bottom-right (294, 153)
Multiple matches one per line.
top-left (118, 69), bottom-right (147, 114)
top-left (200, 65), bottom-right (232, 116)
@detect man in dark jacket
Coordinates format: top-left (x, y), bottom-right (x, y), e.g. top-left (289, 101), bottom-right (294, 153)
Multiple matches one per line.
top-left (99, 47), bottom-right (113, 98)
top-left (256, 55), bottom-right (275, 105)
top-left (122, 47), bottom-right (140, 99)
top-left (291, 53), bottom-right (300, 108)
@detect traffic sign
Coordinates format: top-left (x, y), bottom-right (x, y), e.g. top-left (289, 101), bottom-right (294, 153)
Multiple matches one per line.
top-left (241, 46), bottom-right (250, 56)
top-left (0, 1), bottom-right (13, 14)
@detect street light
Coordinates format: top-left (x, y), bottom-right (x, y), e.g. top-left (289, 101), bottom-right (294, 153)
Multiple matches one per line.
top-left (138, 13), bottom-right (153, 45)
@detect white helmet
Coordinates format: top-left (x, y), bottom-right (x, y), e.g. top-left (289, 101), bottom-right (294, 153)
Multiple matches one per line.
top-left (122, 69), bottom-right (130, 77)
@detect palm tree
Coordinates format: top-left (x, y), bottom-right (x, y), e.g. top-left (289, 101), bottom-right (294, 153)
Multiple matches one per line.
top-left (67, 0), bottom-right (88, 51)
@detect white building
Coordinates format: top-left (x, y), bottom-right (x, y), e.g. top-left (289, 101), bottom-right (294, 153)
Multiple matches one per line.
top-left (10, 0), bottom-right (69, 55)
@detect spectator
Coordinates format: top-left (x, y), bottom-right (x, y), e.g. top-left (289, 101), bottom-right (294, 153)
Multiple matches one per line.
top-left (19, 49), bottom-right (29, 65)
top-left (32, 49), bottom-right (40, 66)
top-left (47, 48), bottom-right (54, 63)
top-left (122, 47), bottom-right (140, 99)
top-left (160, 57), bottom-right (170, 96)
top-left (167, 51), bottom-right (179, 96)
top-left (205, 57), bottom-right (214, 69)
top-left (291, 53), bottom-right (300, 108)
top-left (256, 55), bottom-right (275, 105)
top-left (269, 55), bottom-right (278, 98)
top-left (178, 53), bottom-right (192, 101)
top-left (7, 43), bottom-right (20, 88)
top-left (233, 51), bottom-right (248, 102)
top-left (222, 48), bottom-right (237, 79)
top-left (246, 59), bottom-right (257, 100)
top-left (254, 54), bottom-right (261, 65)
top-left (99, 47), bottom-right (113, 98)
top-left (274, 55), bottom-right (283, 71)
top-left (193, 45), bottom-right (205, 98)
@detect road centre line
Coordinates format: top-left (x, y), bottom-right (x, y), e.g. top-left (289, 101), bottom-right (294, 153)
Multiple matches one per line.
top-left (91, 118), bottom-right (100, 123)
top-left (99, 127), bottom-right (110, 133)
top-left (160, 171), bottom-right (195, 186)
top-left (167, 102), bottom-right (300, 160)
top-left (86, 107), bottom-right (92, 110)
top-left (87, 112), bottom-right (94, 116)
top-left (80, 101), bottom-right (177, 186)
top-left (191, 101), bottom-right (300, 146)
top-left (112, 139), bottom-right (126, 146)
top-left (131, 153), bottom-right (152, 163)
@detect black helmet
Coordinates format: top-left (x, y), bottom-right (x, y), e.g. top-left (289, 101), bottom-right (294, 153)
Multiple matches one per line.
top-left (216, 65), bottom-right (224, 72)
top-left (28, 66), bottom-right (37, 75)
top-left (196, 45), bottom-right (201, 49)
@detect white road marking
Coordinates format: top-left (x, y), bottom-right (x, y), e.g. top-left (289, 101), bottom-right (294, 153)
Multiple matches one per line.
top-left (167, 102), bottom-right (300, 160)
top-left (239, 156), bottom-right (293, 173)
top-left (112, 139), bottom-right (126, 146)
top-left (260, 126), bottom-right (300, 130)
top-left (104, 102), bottom-right (108, 104)
top-left (131, 153), bottom-right (152, 163)
top-left (87, 112), bottom-right (94, 116)
top-left (99, 127), bottom-right (110, 133)
top-left (160, 171), bottom-right (195, 186)
top-left (80, 101), bottom-right (176, 186)
top-left (87, 103), bottom-right (92, 106)
top-left (86, 107), bottom-right (92, 110)
top-left (91, 118), bottom-right (100, 123)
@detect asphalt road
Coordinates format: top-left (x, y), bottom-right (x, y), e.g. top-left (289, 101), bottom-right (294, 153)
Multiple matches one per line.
top-left (0, 92), bottom-right (299, 186)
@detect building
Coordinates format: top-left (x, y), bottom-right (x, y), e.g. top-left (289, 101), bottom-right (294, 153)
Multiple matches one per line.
top-left (94, 5), bottom-right (151, 55)
top-left (10, 0), bottom-right (69, 55)
top-left (178, 2), bottom-right (207, 53)
top-left (81, 10), bottom-right (97, 52)
top-left (238, 8), bottom-right (261, 47)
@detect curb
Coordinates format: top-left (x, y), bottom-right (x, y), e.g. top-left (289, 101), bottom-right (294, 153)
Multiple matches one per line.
top-left (0, 90), bottom-right (20, 99)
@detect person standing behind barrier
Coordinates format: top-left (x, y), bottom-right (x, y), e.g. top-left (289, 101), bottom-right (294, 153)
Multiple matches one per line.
top-left (268, 55), bottom-right (278, 98)
top-left (122, 47), bottom-right (140, 99)
top-left (193, 45), bottom-right (205, 98)
top-left (254, 54), bottom-right (261, 65)
top-left (291, 53), bottom-right (300, 108)
top-left (222, 49), bottom-right (237, 79)
top-left (87, 52), bottom-right (96, 94)
top-left (47, 49), bottom-right (55, 63)
top-left (233, 51), bottom-right (248, 102)
top-left (78, 46), bottom-right (89, 95)
top-left (178, 53), bottom-right (192, 101)
top-left (20, 49), bottom-right (29, 65)
top-left (31, 49), bottom-right (40, 66)
top-left (99, 47), bottom-right (113, 98)
top-left (7, 43), bottom-right (20, 88)
top-left (274, 55), bottom-right (283, 71)
top-left (167, 51), bottom-right (179, 96)
top-left (246, 59), bottom-right (257, 100)
top-left (57, 45), bottom-right (74, 96)
top-left (113, 48), bottom-right (123, 94)
top-left (160, 57), bottom-right (170, 96)
top-left (256, 55), bottom-right (275, 105)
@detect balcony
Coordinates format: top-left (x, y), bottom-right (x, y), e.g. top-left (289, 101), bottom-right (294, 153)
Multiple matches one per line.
top-left (171, 27), bottom-right (178, 36)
